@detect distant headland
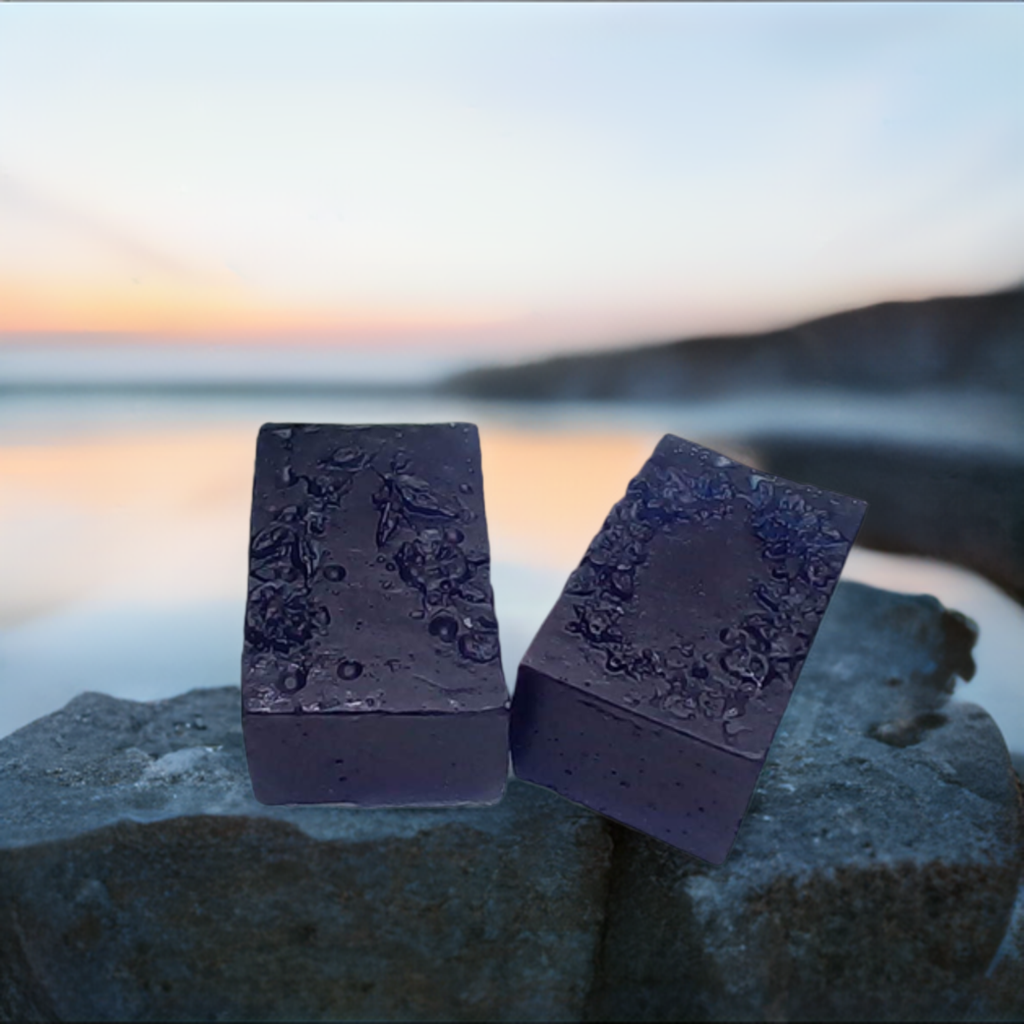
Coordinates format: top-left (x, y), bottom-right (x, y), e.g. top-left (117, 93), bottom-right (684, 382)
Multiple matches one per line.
top-left (440, 285), bottom-right (1024, 400)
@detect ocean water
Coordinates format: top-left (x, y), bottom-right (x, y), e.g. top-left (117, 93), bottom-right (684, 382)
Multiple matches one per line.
top-left (1, 387), bottom-right (1022, 755)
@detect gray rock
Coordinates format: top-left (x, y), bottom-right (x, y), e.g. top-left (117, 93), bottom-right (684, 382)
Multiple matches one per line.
top-left (1, 582), bottom-right (1020, 1022)
top-left (586, 582), bottom-right (1023, 1023)
top-left (969, 869), bottom-right (1024, 1023)
top-left (967, 758), bottom-right (1024, 1023)
top-left (0, 690), bottom-right (612, 1022)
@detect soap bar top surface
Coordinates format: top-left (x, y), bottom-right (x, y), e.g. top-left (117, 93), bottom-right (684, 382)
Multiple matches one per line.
top-left (522, 435), bottom-right (867, 760)
top-left (243, 422), bottom-right (507, 716)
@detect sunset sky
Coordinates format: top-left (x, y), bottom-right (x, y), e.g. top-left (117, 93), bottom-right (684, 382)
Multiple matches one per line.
top-left (2, 3), bottom-right (1023, 358)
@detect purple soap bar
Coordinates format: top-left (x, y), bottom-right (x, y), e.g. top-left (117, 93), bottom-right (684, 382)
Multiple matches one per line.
top-left (241, 422), bottom-right (509, 807)
top-left (510, 435), bottom-right (867, 863)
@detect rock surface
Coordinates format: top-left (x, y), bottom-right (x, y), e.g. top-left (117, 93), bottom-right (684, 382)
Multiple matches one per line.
top-left (0, 690), bottom-right (610, 1023)
top-left (970, 869), bottom-right (1024, 1023)
top-left (1, 582), bottom-right (1021, 1022)
top-left (967, 757), bottom-right (1024, 1023)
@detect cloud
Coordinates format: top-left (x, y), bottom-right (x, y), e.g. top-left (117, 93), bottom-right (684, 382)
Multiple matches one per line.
top-left (0, 171), bottom-right (201, 282)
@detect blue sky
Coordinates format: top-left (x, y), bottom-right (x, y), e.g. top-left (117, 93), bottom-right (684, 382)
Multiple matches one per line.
top-left (1, 2), bottom-right (1022, 355)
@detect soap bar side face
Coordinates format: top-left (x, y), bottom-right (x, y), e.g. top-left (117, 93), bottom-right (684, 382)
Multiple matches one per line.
top-left (244, 705), bottom-right (510, 806)
top-left (512, 664), bottom-right (760, 864)
top-left (522, 435), bottom-right (867, 760)
top-left (242, 423), bottom-right (508, 718)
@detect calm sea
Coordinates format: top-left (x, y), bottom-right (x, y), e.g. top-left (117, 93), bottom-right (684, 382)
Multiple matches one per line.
top-left (2, 384), bottom-right (1022, 753)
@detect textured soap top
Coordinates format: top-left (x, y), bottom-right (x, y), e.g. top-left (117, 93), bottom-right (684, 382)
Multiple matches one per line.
top-left (522, 434), bottom-right (867, 760)
top-left (242, 423), bottom-right (507, 716)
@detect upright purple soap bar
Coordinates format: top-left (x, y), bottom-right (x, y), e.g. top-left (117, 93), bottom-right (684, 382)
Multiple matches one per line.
top-left (510, 435), bottom-right (867, 863)
top-left (242, 422), bottom-right (509, 807)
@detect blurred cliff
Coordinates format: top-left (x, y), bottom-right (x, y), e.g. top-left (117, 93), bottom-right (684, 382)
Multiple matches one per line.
top-left (445, 286), bottom-right (1024, 401)
top-left (443, 287), bottom-right (1024, 605)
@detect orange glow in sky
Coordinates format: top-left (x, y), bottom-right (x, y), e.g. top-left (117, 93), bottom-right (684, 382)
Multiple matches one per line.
top-left (2, 4), bottom-right (1022, 353)
top-left (0, 272), bottom-right (507, 342)
top-left (0, 423), bottom-right (659, 621)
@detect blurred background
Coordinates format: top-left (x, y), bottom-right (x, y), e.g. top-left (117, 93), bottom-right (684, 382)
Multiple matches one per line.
top-left (1, 4), bottom-right (1022, 752)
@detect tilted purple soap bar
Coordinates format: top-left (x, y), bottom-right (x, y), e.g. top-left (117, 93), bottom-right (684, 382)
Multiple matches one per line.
top-left (510, 435), bottom-right (867, 864)
top-left (241, 422), bottom-right (509, 807)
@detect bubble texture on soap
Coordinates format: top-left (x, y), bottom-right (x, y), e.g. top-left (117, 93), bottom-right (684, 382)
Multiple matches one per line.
top-left (510, 434), bottom-right (867, 863)
top-left (242, 422), bottom-right (509, 808)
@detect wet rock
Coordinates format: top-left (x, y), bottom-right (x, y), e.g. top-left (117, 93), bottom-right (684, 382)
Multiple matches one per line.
top-left (1, 582), bottom-right (1020, 1022)
top-left (586, 582), bottom-right (1023, 1023)
top-left (0, 689), bottom-right (611, 1023)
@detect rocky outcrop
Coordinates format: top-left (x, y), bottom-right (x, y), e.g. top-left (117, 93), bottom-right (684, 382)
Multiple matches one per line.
top-left (0, 582), bottom-right (1020, 1022)
top-left (0, 692), bottom-right (610, 1023)
top-left (443, 287), bottom-right (1024, 402)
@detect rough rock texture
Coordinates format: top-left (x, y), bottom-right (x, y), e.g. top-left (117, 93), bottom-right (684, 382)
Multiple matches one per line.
top-left (967, 758), bottom-right (1024, 1023)
top-left (0, 690), bottom-right (611, 1023)
top-left (585, 583), bottom-right (1023, 1023)
top-left (751, 436), bottom-right (1024, 605)
top-left (970, 863), bottom-right (1024, 1023)
top-left (0, 582), bottom-right (1020, 1022)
